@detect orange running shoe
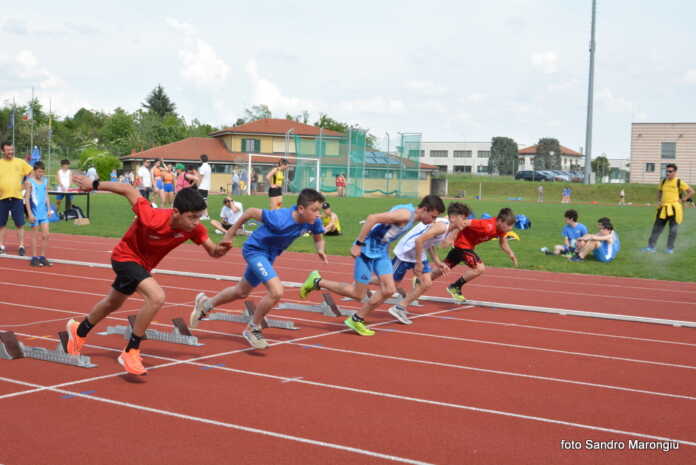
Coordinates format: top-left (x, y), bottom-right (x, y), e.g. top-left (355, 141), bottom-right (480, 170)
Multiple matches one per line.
top-left (65, 319), bottom-right (86, 355)
top-left (118, 348), bottom-right (147, 375)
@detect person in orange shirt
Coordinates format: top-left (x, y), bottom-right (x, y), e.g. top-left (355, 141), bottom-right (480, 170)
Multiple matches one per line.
top-left (161, 162), bottom-right (175, 207)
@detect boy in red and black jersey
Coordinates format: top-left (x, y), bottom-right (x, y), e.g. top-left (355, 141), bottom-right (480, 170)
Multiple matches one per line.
top-left (432, 208), bottom-right (518, 301)
top-left (64, 175), bottom-right (230, 375)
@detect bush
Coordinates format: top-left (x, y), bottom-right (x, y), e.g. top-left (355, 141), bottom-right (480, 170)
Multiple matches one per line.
top-left (79, 147), bottom-right (122, 181)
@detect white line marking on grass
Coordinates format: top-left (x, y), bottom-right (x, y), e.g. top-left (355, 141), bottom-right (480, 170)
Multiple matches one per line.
top-left (0, 376), bottom-right (437, 465)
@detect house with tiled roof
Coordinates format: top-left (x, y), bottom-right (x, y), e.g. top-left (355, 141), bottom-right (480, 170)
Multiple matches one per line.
top-left (517, 144), bottom-right (584, 171)
top-left (121, 118), bottom-right (436, 197)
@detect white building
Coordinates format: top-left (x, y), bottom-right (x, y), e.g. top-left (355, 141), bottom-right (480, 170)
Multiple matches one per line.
top-left (419, 141), bottom-right (493, 175)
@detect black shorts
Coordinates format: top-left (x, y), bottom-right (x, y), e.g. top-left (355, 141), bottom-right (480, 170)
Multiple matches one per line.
top-left (220, 222), bottom-right (232, 230)
top-left (198, 189), bottom-right (208, 200)
top-left (444, 247), bottom-right (482, 269)
top-left (111, 260), bottom-right (151, 295)
top-left (325, 229), bottom-right (341, 236)
top-left (268, 187), bottom-right (282, 197)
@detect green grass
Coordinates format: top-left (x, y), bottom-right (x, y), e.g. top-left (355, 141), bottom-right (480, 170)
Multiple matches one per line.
top-left (11, 191), bottom-right (694, 282)
top-left (446, 175), bottom-right (659, 204)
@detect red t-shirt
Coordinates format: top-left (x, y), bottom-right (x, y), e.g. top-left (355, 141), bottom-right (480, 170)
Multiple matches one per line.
top-left (336, 176), bottom-right (346, 187)
top-left (454, 218), bottom-right (505, 250)
top-left (112, 198), bottom-right (208, 271)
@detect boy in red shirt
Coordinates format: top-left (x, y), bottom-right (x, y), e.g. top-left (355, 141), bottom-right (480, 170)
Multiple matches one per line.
top-left (431, 207), bottom-right (518, 301)
top-left (64, 175), bottom-right (230, 375)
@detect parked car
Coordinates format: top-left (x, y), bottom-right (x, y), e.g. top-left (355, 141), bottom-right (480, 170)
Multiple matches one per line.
top-left (550, 170), bottom-right (572, 182)
top-left (515, 170), bottom-right (553, 181)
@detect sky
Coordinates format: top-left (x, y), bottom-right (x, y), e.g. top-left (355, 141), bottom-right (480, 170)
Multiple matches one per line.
top-left (1, 0), bottom-right (695, 159)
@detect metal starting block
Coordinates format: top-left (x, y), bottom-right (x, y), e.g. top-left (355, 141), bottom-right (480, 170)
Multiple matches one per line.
top-left (204, 301), bottom-right (298, 330)
top-left (0, 331), bottom-right (96, 368)
top-left (277, 293), bottom-right (354, 317)
top-left (99, 316), bottom-right (204, 346)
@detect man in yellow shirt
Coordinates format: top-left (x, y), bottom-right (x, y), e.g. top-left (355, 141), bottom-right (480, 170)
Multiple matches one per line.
top-left (0, 141), bottom-right (34, 255)
top-left (642, 163), bottom-right (694, 254)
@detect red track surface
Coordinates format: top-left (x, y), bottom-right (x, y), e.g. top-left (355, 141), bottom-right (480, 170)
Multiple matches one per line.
top-left (1, 233), bottom-right (695, 465)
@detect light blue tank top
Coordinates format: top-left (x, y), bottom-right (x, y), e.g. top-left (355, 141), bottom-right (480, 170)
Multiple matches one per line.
top-left (29, 177), bottom-right (48, 218)
top-left (362, 204), bottom-right (416, 259)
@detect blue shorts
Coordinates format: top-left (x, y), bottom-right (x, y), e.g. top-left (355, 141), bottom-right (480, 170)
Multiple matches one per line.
top-left (354, 254), bottom-right (393, 284)
top-left (30, 218), bottom-right (49, 228)
top-left (391, 256), bottom-right (431, 282)
top-left (593, 248), bottom-right (617, 263)
top-left (242, 250), bottom-right (279, 287)
top-left (163, 183), bottom-right (174, 193)
top-left (55, 193), bottom-right (73, 201)
top-left (156, 179), bottom-right (164, 190)
top-left (0, 198), bottom-right (25, 228)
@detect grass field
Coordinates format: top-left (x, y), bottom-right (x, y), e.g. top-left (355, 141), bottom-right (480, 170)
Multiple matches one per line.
top-left (10, 190), bottom-right (693, 282)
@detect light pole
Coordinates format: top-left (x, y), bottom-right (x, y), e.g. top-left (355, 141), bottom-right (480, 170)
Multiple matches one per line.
top-left (583, 0), bottom-right (597, 184)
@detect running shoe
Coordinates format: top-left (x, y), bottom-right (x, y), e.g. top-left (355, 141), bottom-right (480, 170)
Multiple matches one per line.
top-left (344, 316), bottom-right (375, 336)
top-left (18, 246), bottom-right (25, 256)
top-left (242, 325), bottom-right (268, 349)
top-left (65, 319), bottom-right (86, 355)
top-left (299, 270), bottom-right (321, 299)
top-left (189, 292), bottom-right (209, 328)
top-left (640, 247), bottom-right (656, 253)
top-left (0, 245), bottom-right (5, 254)
top-left (39, 256), bottom-right (52, 267)
top-left (446, 286), bottom-right (467, 302)
top-left (388, 305), bottom-right (412, 325)
top-left (666, 248), bottom-right (674, 254)
top-left (118, 348), bottom-right (146, 375)
top-left (29, 257), bottom-right (41, 267)
top-left (569, 255), bottom-right (583, 262)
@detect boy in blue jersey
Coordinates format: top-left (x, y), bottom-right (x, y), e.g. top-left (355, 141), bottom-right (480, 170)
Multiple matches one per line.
top-left (569, 217), bottom-right (620, 263)
top-left (540, 209), bottom-right (588, 257)
top-left (23, 161), bottom-right (53, 267)
top-left (190, 188), bottom-right (327, 349)
top-left (299, 194), bottom-right (445, 336)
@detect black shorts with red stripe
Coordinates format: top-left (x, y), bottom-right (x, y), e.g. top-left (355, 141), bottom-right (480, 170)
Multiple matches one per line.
top-left (444, 247), bottom-right (482, 269)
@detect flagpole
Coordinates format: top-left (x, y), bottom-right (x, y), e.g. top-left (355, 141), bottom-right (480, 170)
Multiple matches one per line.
top-left (30, 87), bottom-right (34, 155)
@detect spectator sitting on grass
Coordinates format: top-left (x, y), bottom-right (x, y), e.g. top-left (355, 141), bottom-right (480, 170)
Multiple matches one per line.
top-left (211, 196), bottom-right (249, 235)
top-left (541, 209), bottom-right (588, 257)
top-left (569, 217), bottom-right (620, 263)
top-left (321, 202), bottom-right (342, 236)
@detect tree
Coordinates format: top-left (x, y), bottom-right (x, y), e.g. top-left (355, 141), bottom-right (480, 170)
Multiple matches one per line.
top-left (286, 110), bottom-right (310, 124)
top-left (99, 108), bottom-right (136, 157)
top-left (592, 155), bottom-right (610, 182)
top-left (142, 85), bottom-right (176, 117)
top-left (243, 104), bottom-right (272, 122)
top-left (314, 113), bottom-right (349, 133)
top-left (533, 138), bottom-right (562, 170)
top-left (79, 147), bottom-right (122, 181)
top-left (488, 137), bottom-right (519, 175)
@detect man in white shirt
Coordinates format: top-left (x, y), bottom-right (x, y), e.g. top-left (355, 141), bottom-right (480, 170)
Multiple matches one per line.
top-left (198, 154), bottom-right (212, 219)
top-left (136, 160), bottom-right (153, 201)
top-left (56, 159), bottom-right (74, 216)
top-left (211, 197), bottom-right (248, 235)
top-left (86, 166), bottom-right (98, 182)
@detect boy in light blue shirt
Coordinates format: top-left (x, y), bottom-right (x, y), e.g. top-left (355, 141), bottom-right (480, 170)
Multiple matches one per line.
top-left (570, 217), bottom-right (621, 263)
top-left (24, 161), bottom-right (53, 267)
top-left (541, 209), bottom-right (588, 256)
top-left (300, 195), bottom-right (445, 336)
top-left (190, 188), bottom-right (327, 349)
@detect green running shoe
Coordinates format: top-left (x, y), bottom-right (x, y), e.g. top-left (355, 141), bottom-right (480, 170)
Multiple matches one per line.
top-left (344, 316), bottom-right (375, 336)
top-left (446, 286), bottom-right (467, 302)
top-left (299, 270), bottom-right (321, 299)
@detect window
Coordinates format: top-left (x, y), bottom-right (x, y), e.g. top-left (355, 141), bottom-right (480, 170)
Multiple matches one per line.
top-left (430, 150), bottom-right (448, 158)
top-left (407, 149), bottom-right (421, 158)
top-left (242, 138), bottom-right (261, 153)
top-left (477, 151), bottom-right (491, 158)
top-left (454, 165), bottom-right (472, 173)
top-left (436, 165), bottom-right (448, 173)
top-left (453, 150), bottom-right (472, 158)
top-left (661, 142), bottom-right (676, 159)
top-left (645, 163), bottom-right (655, 173)
top-left (420, 150), bottom-right (425, 157)
top-left (477, 165), bottom-right (488, 173)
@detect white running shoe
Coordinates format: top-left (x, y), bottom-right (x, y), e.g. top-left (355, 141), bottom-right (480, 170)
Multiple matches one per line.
top-left (189, 292), bottom-right (209, 328)
top-left (388, 305), bottom-right (412, 325)
top-left (242, 324), bottom-right (268, 349)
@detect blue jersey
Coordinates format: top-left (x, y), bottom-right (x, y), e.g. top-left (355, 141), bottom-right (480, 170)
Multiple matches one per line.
top-left (562, 223), bottom-right (588, 247)
top-left (594, 231), bottom-right (620, 262)
top-left (362, 204), bottom-right (416, 259)
top-left (243, 206), bottom-right (324, 257)
top-left (29, 177), bottom-right (49, 219)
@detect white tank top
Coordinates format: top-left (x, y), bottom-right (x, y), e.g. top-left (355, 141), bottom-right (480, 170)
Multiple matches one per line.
top-left (58, 169), bottom-right (71, 191)
top-left (394, 217), bottom-right (450, 263)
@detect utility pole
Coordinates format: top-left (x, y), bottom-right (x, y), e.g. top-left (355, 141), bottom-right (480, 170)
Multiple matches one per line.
top-left (583, 0), bottom-right (597, 184)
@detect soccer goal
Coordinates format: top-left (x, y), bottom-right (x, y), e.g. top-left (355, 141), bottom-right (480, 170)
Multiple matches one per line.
top-left (246, 153), bottom-right (321, 196)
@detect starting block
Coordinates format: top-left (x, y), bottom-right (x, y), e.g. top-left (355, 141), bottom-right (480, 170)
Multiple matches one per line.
top-left (204, 301), bottom-right (298, 330)
top-left (99, 316), bottom-right (204, 346)
top-left (277, 293), bottom-right (353, 317)
top-left (0, 331), bottom-right (96, 368)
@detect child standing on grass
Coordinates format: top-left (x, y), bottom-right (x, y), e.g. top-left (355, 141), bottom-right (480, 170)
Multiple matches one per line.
top-left (540, 209), bottom-right (588, 257)
top-left (24, 161), bottom-right (53, 267)
top-left (189, 188), bottom-right (327, 350)
top-left (299, 195), bottom-right (445, 336)
top-left (431, 207), bottom-right (518, 302)
top-left (64, 175), bottom-right (231, 375)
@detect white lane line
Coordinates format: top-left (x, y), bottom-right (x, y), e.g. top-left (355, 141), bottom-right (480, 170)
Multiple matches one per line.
top-left (281, 377), bottom-right (304, 384)
top-left (0, 376), bottom-right (435, 465)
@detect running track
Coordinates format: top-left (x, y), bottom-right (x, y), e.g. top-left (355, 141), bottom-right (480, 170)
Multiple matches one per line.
top-left (1, 233), bottom-right (695, 465)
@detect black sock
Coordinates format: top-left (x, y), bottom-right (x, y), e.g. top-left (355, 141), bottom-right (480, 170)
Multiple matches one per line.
top-left (77, 318), bottom-right (95, 338)
top-left (125, 334), bottom-right (143, 352)
top-left (351, 313), bottom-right (365, 323)
top-left (313, 277), bottom-right (322, 289)
top-left (450, 277), bottom-right (466, 289)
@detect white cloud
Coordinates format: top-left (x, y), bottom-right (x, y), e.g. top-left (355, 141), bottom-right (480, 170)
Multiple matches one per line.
top-left (405, 80), bottom-right (447, 97)
top-left (684, 69), bottom-right (696, 84)
top-left (245, 60), bottom-right (316, 114)
top-left (165, 17), bottom-right (197, 36)
top-left (464, 92), bottom-right (486, 103)
top-left (596, 88), bottom-right (632, 113)
top-left (166, 18), bottom-right (229, 88)
top-left (1, 17), bottom-right (28, 35)
top-left (16, 50), bottom-right (38, 68)
top-left (339, 96), bottom-right (405, 115)
top-left (531, 51), bottom-right (559, 74)
top-left (547, 78), bottom-right (579, 92)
